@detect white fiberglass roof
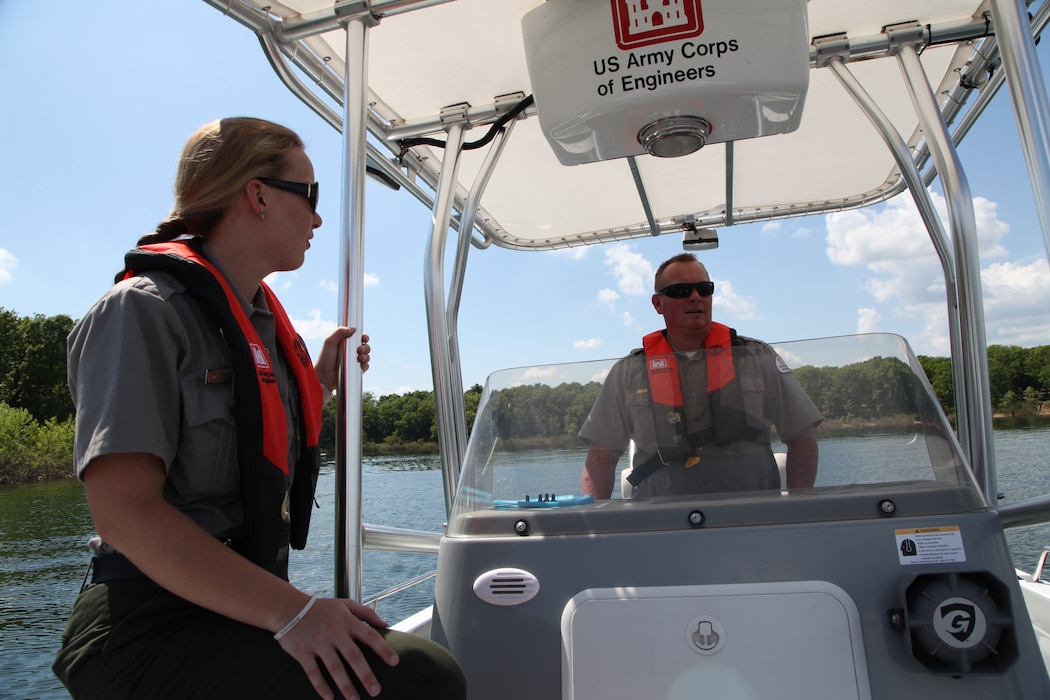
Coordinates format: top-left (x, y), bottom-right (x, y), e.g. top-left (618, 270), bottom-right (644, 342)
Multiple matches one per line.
top-left (207, 0), bottom-right (1011, 250)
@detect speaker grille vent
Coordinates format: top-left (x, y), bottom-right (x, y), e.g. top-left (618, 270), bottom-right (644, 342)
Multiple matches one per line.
top-left (473, 568), bottom-right (540, 606)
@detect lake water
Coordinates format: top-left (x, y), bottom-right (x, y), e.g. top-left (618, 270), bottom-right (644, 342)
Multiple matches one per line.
top-left (3, 428), bottom-right (1050, 699)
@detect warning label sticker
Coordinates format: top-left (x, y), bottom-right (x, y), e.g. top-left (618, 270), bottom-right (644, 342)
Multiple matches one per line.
top-left (895, 526), bottom-right (967, 565)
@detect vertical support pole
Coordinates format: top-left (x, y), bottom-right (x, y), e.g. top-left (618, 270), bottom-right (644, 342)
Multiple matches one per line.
top-left (724, 141), bottom-right (735, 226)
top-left (425, 124), bottom-right (467, 515)
top-left (447, 122), bottom-right (516, 477)
top-left (334, 15), bottom-right (371, 601)
top-left (897, 44), bottom-right (996, 503)
top-left (827, 57), bottom-right (966, 460)
top-left (626, 156), bottom-right (661, 236)
top-left (988, 0), bottom-right (1050, 260)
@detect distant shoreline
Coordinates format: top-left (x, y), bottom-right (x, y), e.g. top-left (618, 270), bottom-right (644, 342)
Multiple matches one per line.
top-left (7, 415), bottom-right (1050, 485)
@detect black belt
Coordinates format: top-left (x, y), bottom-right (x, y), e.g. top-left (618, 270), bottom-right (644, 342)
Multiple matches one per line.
top-left (627, 454), bottom-right (674, 487)
top-left (90, 553), bottom-right (149, 584)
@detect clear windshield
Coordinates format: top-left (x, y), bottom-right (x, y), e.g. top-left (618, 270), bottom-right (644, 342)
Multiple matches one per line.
top-left (448, 333), bottom-right (981, 536)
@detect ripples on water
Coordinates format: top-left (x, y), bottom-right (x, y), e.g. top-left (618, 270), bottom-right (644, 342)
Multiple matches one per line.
top-left (996, 426), bottom-right (1050, 571)
top-left (4, 432), bottom-right (1050, 699)
top-left (0, 456), bottom-right (448, 700)
top-left (291, 455), bottom-right (446, 621)
top-left (0, 480), bottom-right (94, 700)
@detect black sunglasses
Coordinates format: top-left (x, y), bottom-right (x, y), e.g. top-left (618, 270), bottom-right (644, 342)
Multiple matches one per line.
top-left (258, 177), bottom-right (319, 213)
top-left (656, 281), bottom-right (715, 298)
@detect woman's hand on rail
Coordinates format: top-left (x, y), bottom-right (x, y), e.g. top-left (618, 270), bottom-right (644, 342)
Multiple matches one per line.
top-left (315, 327), bottom-right (370, 396)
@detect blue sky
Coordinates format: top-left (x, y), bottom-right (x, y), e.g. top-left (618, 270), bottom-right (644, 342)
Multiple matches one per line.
top-left (2, 1), bottom-right (1050, 397)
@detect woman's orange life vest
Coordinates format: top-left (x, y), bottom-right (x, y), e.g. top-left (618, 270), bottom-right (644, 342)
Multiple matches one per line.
top-left (119, 238), bottom-right (323, 579)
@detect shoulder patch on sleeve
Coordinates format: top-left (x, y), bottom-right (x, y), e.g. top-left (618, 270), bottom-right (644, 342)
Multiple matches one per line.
top-left (774, 355), bottom-right (792, 374)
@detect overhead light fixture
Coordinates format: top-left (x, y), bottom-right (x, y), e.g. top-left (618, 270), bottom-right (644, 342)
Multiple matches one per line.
top-left (683, 224), bottom-right (718, 251)
top-left (639, 117), bottom-right (712, 158)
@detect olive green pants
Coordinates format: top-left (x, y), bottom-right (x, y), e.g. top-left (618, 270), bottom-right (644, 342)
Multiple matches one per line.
top-left (53, 580), bottom-right (466, 700)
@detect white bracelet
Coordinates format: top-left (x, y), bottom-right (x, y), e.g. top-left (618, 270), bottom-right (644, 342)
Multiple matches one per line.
top-left (320, 383), bottom-right (336, 399)
top-left (273, 595), bottom-right (318, 641)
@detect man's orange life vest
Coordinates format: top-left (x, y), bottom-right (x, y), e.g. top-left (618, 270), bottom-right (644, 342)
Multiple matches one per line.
top-left (630, 324), bottom-right (765, 487)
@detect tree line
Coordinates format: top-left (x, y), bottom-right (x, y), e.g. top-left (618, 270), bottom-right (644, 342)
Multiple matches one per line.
top-left (2, 307), bottom-right (1050, 481)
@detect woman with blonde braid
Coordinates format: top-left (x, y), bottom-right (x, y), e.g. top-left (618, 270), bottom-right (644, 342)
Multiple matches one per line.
top-left (53, 117), bottom-right (466, 700)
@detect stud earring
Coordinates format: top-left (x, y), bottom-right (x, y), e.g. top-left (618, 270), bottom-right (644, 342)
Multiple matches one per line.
top-left (259, 209), bottom-right (267, 220)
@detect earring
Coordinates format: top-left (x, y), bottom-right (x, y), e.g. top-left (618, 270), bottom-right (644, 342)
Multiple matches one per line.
top-left (259, 209), bottom-right (267, 220)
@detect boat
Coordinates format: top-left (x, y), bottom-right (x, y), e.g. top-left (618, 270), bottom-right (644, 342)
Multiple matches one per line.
top-left (201, 0), bottom-right (1050, 697)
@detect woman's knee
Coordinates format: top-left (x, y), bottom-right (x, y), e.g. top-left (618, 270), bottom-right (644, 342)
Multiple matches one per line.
top-left (379, 630), bottom-right (466, 699)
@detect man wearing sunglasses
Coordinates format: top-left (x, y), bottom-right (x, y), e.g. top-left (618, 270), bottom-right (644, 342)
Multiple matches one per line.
top-left (579, 253), bottom-right (822, 499)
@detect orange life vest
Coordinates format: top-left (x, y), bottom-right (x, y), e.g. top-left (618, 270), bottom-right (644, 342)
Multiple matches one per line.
top-left (641, 322), bottom-right (736, 407)
top-left (121, 238), bottom-right (323, 579)
top-left (631, 324), bottom-right (766, 487)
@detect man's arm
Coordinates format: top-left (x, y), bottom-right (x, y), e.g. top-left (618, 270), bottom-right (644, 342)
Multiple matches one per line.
top-left (582, 443), bottom-right (622, 499)
top-left (784, 424), bottom-right (818, 488)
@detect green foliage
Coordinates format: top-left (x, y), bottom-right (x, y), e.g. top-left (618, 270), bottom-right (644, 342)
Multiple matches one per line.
top-left (7, 297), bottom-right (1050, 481)
top-left (987, 345), bottom-right (1029, 409)
top-left (1026, 346), bottom-right (1050, 393)
top-left (0, 308), bottom-right (76, 423)
top-left (0, 402), bottom-right (75, 482)
top-left (0, 308), bottom-right (21, 402)
top-left (918, 355), bottom-right (954, 415)
top-left (490, 381), bottom-right (602, 440)
top-left (377, 390), bottom-right (437, 444)
top-left (464, 384), bottom-right (483, 433)
top-left (317, 387), bottom-right (479, 456)
top-left (918, 345), bottom-right (1050, 418)
top-left (793, 356), bottom-right (917, 422)
top-left (363, 391), bottom-right (382, 443)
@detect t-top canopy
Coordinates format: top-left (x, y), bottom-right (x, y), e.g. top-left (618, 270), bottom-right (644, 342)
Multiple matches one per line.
top-left (206, 0), bottom-right (1008, 250)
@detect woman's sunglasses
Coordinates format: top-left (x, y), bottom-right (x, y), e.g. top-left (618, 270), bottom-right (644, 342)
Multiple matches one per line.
top-left (258, 177), bottom-right (319, 213)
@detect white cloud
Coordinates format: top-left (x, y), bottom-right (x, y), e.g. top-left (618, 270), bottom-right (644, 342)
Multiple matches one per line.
top-left (982, 258), bottom-right (1050, 345)
top-left (264, 271), bottom-right (294, 290)
top-left (598, 288), bottom-right (619, 305)
top-left (319, 273), bottom-right (377, 293)
top-left (621, 311), bottom-right (634, 327)
top-left (983, 259), bottom-right (1050, 311)
top-left (603, 244), bottom-right (653, 296)
top-left (762, 220), bottom-right (811, 239)
top-left (857, 307), bottom-right (881, 334)
top-left (547, 246), bottom-right (589, 260)
top-left (772, 347), bottom-right (805, 368)
top-left (0, 249), bottom-right (16, 284)
top-left (364, 384), bottom-right (417, 396)
top-left (826, 191), bottom-right (1009, 270)
top-left (823, 190), bottom-right (1039, 353)
top-left (517, 366), bottom-right (558, 379)
top-left (293, 309), bottom-right (337, 340)
top-left (574, 338), bottom-right (602, 350)
top-left (712, 278), bottom-right (759, 321)
top-left (509, 365), bottom-right (563, 386)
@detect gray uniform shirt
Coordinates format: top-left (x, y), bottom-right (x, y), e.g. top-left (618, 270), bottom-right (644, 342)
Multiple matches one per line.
top-left (68, 257), bottom-right (298, 540)
top-left (579, 337), bottom-right (823, 496)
